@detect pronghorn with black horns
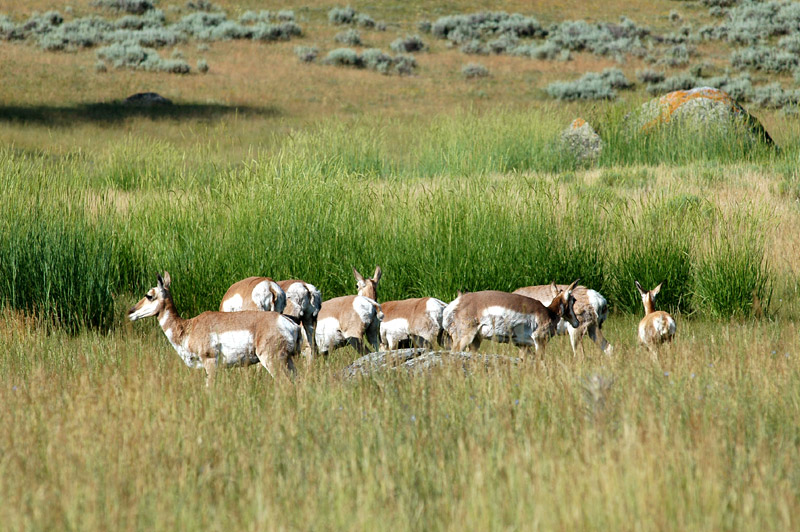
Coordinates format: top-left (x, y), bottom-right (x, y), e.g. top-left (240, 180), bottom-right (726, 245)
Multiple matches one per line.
top-left (513, 282), bottom-right (612, 356)
top-left (315, 266), bottom-right (383, 356)
top-left (220, 277), bottom-right (321, 356)
top-left (129, 272), bottom-right (301, 386)
top-left (635, 280), bottom-right (676, 358)
top-left (442, 280), bottom-right (581, 359)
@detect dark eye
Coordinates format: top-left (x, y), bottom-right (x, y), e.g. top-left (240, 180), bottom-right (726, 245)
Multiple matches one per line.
top-left (145, 294), bottom-right (154, 301)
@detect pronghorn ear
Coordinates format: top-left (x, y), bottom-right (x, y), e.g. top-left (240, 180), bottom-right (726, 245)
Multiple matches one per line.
top-left (162, 271), bottom-right (171, 289)
top-left (652, 281), bottom-right (664, 297)
top-left (550, 281), bottom-right (559, 297)
top-left (373, 266), bottom-right (382, 284)
top-left (564, 278), bottom-right (579, 299)
top-left (353, 267), bottom-right (365, 284)
top-left (635, 280), bottom-right (645, 295)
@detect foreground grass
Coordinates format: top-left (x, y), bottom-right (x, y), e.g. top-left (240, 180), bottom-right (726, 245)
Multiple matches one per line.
top-left (1, 313), bottom-right (798, 531)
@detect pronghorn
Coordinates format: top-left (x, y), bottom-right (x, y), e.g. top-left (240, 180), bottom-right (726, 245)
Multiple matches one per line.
top-left (379, 297), bottom-right (448, 350)
top-left (219, 277), bottom-right (321, 356)
top-left (219, 277), bottom-right (286, 313)
top-left (129, 272), bottom-right (301, 386)
top-left (276, 280), bottom-right (322, 356)
top-left (442, 280), bottom-right (580, 359)
top-left (315, 266), bottom-right (383, 356)
top-left (635, 280), bottom-right (676, 358)
top-left (513, 283), bottom-right (612, 356)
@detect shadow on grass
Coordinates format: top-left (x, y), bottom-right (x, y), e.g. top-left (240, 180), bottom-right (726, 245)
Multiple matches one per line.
top-left (0, 101), bottom-right (280, 126)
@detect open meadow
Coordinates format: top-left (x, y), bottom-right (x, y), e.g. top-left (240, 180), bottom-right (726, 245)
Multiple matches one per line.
top-left (1, 1), bottom-right (800, 530)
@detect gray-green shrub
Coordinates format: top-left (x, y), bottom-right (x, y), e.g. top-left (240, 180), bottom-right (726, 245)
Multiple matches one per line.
top-left (295, 45), bottom-right (318, 62)
top-left (462, 63), bottom-right (489, 78)
top-left (92, 0), bottom-right (155, 15)
top-left (547, 69), bottom-right (633, 101)
top-left (335, 28), bottom-right (361, 46)
top-left (390, 34), bottom-right (426, 53)
top-left (731, 45), bottom-right (799, 72)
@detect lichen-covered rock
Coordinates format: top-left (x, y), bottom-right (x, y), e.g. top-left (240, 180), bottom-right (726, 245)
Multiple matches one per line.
top-left (123, 92), bottom-right (172, 106)
top-left (560, 117), bottom-right (603, 163)
top-left (635, 86), bottom-right (773, 144)
top-left (343, 348), bottom-right (519, 379)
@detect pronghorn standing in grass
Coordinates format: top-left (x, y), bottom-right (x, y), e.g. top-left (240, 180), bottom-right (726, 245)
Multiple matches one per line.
top-left (513, 283), bottom-right (613, 356)
top-left (379, 297), bottom-right (448, 350)
top-left (220, 277), bottom-right (321, 356)
top-left (130, 272), bottom-right (301, 385)
top-left (315, 266), bottom-right (383, 356)
top-left (635, 280), bottom-right (676, 359)
top-left (442, 280), bottom-right (580, 359)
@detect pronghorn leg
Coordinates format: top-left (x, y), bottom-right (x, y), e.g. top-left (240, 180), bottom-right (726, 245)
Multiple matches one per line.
top-left (647, 345), bottom-right (659, 364)
top-left (303, 318), bottom-right (317, 357)
top-left (202, 357), bottom-right (218, 388)
top-left (568, 325), bottom-right (585, 358)
top-left (469, 336), bottom-right (482, 352)
top-left (346, 336), bottom-right (366, 355)
top-left (365, 322), bottom-right (381, 353)
top-left (588, 323), bottom-right (613, 355)
top-left (518, 345), bottom-right (533, 362)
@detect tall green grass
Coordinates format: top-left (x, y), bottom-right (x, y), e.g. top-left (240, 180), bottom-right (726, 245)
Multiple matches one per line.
top-left (1, 106), bottom-right (790, 330)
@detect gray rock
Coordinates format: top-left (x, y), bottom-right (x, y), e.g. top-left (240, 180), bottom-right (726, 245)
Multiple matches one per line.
top-left (123, 92), bottom-right (173, 106)
top-left (561, 118), bottom-right (603, 163)
top-left (343, 348), bottom-right (519, 379)
top-left (633, 86), bottom-right (773, 145)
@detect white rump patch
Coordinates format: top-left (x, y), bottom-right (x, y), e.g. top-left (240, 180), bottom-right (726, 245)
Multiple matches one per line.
top-left (441, 298), bottom-right (459, 333)
top-left (353, 296), bottom-right (378, 323)
top-left (251, 280), bottom-right (285, 313)
top-left (586, 289), bottom-right (608, 323)
top-left (426, 298), bottom-right (446, 327)
top-left (221, 294), bottom-right (243, 312)
top-left (277, 315), bottom-right (302, 353)
top-left (315, 316), bottom-right (344, 353)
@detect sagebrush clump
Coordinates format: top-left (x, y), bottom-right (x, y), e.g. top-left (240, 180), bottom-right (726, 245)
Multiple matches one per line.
top-left (390, 34), bottom-right (426, 53)
top-left (461, 63), bottom-right (489, 78)
top-left (334, 28), bottom-right (361, 46)
top-left (547, 69), bottom-right (633, 101)
top-left (294, 45), bottom-right (318, 63)
top-left (323, 47), bottom-right (416, 75)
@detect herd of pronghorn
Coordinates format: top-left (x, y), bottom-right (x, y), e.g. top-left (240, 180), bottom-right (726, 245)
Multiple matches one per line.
top-left (128, 267), bottom-right (677, 385)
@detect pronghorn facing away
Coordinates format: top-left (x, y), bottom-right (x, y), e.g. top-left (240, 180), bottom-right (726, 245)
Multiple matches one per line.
top-left (513, 283), bottom-right (612, 356)
top-left (219, 277), bottom-right (286, 314)
top-left (315, 266), bottom-right (383, 356)
top-left (443, 281), bottom-right (580, 359)
top-left (130, 272), bottom-right (301, 385)
top-left (635, 281), bottom-right (676, 357)
top-left (380, 297), bottom-right (447, 350)
top-left (276, 280), bottom-right (322, 356)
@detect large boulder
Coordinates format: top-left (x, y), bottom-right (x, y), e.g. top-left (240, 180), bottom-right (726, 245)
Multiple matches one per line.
top-left (343, 348), bottom-right (519, 379)
top-left (560, 117), bottom-right (603, 163)
top-left (635, 86), bottom-right (773, 145)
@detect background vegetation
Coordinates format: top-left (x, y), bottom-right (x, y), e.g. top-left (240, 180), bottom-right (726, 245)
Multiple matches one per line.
top-left (1, 1), bottom-right (799, 530)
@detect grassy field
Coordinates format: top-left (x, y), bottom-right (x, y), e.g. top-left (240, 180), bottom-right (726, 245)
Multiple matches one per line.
top-left (2, 1), bottom-right (800, 530)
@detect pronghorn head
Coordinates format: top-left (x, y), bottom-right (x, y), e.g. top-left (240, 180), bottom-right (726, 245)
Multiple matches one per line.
top-left (552, 279), bottom-right (581, 329)
top-left (353, 266), bottom-right (381, 300)
top-left (128, 271), bottom-right (171, 321)
top-left (635, 280), bottom-right (662, 315)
